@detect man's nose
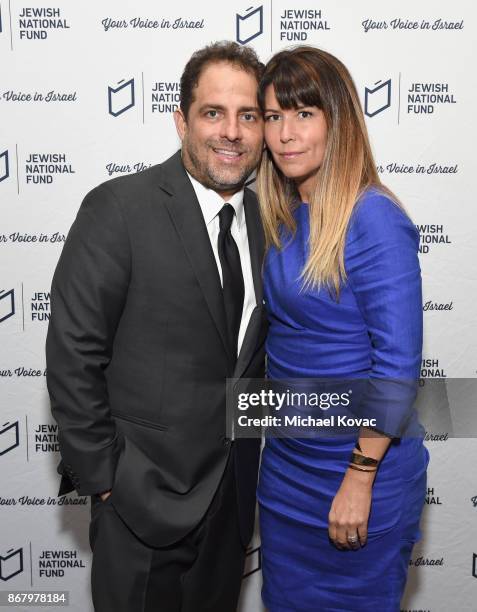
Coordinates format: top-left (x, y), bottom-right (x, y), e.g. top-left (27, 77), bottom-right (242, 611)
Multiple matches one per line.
top-left (219, 116), bottom-right (241, 141)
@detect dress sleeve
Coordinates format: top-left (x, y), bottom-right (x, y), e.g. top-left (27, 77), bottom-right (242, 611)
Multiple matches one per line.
top-left (345, 191), bottom-right (423, 436)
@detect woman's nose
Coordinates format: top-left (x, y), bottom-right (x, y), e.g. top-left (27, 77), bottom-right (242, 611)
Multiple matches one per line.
top-left (280, 119), bottom-right (295, 143)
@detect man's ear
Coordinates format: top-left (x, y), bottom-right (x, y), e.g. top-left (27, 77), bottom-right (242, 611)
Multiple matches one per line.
top-left (173, 109), bottom-right (187, 142)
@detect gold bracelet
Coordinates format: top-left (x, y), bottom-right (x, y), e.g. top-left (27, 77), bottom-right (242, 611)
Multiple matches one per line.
top-left (348, 464), bottom-right (377, 473)
top-left (350, 451), bottom-right (379, 467)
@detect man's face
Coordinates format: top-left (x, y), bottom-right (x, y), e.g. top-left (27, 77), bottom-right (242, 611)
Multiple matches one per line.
top-left (174, 61), bottom-right (264, 199)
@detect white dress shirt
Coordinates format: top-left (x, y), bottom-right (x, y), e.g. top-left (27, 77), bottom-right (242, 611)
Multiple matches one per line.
top-left (186, 171), bottom-right (256, 357)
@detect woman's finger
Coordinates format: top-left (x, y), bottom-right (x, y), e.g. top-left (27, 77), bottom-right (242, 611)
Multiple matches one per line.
top-left (357, 523), bottom-right (368, 547)
top-left (336, 524), bottom-right (350, 550)
top-left (347, 528), bottom-right (360, 550)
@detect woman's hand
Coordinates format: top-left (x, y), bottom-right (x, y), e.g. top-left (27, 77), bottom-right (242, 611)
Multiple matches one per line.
top-left (328, 468), bottom-right (375, 550)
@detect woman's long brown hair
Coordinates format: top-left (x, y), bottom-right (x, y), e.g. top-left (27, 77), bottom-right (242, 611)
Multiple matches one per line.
top-left (256, 46), bottom-right (401, 297)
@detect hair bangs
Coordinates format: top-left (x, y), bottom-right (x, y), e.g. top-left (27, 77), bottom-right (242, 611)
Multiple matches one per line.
top-left (259, 56), bottom-right (324, 112)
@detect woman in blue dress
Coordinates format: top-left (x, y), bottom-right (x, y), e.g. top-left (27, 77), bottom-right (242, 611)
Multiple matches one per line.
top-left (255, 46), bottom-right (429, 611)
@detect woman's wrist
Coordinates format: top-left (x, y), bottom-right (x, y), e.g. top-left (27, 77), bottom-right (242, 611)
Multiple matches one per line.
top-left (344, 465), bottom-right (376, 487)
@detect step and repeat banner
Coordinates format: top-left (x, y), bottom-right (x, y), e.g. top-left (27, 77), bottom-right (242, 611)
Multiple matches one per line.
top-left (1, 1), bottom-right (476, 610)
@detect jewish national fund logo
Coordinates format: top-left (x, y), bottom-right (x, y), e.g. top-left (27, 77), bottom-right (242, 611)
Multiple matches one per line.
top-left (108, 78), bottom-right (135, 117)
top-left (236, 6), bottom-right (263, 45)
top-left (365, 79), bottom-right (392, 117)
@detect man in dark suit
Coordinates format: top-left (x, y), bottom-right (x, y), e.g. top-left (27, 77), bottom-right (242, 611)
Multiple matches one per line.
top-left (46, 41), bottom-right (267, 611)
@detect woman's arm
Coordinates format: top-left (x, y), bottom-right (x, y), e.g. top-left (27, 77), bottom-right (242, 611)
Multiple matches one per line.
top-left (328, 191), bottom-right (423, 550)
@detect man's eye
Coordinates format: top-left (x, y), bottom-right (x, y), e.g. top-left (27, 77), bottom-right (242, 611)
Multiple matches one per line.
top-left (242, 113), bottom-right (256, 121)
top-left (206, 110), bottom-right (218, 118)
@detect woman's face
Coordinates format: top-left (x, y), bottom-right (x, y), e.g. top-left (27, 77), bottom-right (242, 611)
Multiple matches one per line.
top-left (263, 85), bottom-right (328, 201)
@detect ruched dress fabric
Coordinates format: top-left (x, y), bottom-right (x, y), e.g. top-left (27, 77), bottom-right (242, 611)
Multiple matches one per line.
top-left (258, 189), bottom-right (430, 612)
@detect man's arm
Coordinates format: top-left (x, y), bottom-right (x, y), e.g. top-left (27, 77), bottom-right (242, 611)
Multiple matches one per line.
top-left (46, 183), bottom-right (131, 496)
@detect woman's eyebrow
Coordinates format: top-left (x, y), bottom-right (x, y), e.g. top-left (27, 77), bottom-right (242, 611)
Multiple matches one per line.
top-left (264, 105), bottom-right (310, 112)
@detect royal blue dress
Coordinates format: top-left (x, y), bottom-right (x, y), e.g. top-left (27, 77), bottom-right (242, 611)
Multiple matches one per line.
top-left (258, 189), bottom-right (429, 611)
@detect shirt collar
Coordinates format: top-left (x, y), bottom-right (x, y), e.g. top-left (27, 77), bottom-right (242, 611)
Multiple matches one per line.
top-left (186, 170), bottom-right (245, 230)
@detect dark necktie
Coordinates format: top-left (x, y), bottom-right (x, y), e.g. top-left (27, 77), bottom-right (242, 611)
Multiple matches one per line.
top-left (217, 204), bottom-right (245, 360)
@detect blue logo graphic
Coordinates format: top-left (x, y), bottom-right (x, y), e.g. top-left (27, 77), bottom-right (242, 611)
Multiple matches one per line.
top-left (243, 545), bottom-right (261, 578)
top-left (365, 79), bottom-right (392, 117)
top-left (0, 150), bottom-right (9, 182)
top-left (236, 6), bottom-right (263, 45)
top-left (0, 289), bottom-right (14, 322)
top-left (0, 547), bottom-right (23, 581)
top-left (108, 78), bottom-right (135, 117)
top-left (0, 421), bottom-right (19, 456)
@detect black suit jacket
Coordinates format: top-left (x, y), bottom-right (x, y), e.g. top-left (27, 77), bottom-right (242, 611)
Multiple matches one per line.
top-left (45, 151), bottom-right (267, 547)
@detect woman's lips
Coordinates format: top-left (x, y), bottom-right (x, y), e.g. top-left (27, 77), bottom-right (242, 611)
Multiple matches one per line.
top-left (280, 151), bottom-right (304, 160)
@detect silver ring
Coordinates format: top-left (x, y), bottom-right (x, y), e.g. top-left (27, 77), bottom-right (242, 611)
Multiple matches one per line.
top-left (347, 535), bottom-right (359, 543)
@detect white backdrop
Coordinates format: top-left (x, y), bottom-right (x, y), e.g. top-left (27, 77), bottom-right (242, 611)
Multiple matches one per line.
top-left (1, 1), bottom-right (476, 610)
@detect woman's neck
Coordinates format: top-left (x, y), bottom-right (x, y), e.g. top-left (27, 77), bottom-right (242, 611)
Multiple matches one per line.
top-left (297, 173), bottom-right (318, 204)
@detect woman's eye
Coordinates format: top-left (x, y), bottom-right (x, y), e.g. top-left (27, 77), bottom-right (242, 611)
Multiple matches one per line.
top-left (298, 111), bottom-right (312, 119)
top-left (265, 114), bottom-right (280, 122)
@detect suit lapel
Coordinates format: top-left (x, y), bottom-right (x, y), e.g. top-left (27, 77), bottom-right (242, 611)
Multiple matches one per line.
top-left (234, 188), bottom-right (266, 379)
top-left (158, 151), bottom-right (233, 366)
top-left (157, 151), bottom-right (266, 377)
top-left (243, 188), bottom-right (264, 306)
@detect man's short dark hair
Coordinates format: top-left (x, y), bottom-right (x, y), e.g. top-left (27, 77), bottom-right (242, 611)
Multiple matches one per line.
top-left (179, 41), bottom-right (264, 119)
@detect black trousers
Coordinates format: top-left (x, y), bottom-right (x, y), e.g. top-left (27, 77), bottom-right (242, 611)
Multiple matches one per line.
top-left (89, 448), bottom-right (245, 612)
